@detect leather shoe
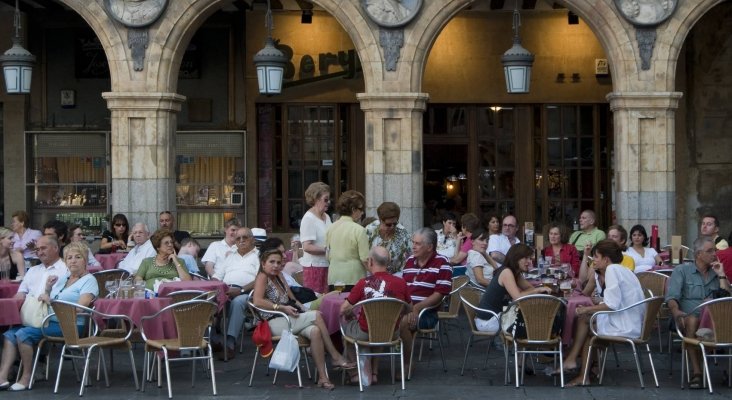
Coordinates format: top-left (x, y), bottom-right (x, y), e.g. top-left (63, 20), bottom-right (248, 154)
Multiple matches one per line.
top-left (218, 347), bottom-right (235, 361)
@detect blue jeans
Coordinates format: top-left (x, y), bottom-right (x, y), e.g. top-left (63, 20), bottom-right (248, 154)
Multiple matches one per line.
top-left (3, 322), bottom-right (64, 346)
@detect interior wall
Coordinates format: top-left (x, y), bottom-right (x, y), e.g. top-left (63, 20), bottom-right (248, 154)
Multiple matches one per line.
top-left (678, 1), bottom-right (732, 243)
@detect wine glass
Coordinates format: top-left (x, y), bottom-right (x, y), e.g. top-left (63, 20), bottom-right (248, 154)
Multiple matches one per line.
top-left (104, 280), bottom-right (117, 298)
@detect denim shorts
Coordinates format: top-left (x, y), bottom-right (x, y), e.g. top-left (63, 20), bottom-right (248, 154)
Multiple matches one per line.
top-left (3, 322), bottom-right (64, 346)
top-left (419, 309), bottom-right (439, 330)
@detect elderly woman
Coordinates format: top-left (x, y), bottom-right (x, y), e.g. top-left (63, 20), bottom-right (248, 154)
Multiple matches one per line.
top-left (299, 182), bottom-right (332, 294)
top-left (252, 248), bottom-right (354, 390)
top-left (0, 227), bottom-right (19, 280)
top-left (626, 224), bottom-right (663, 273)
top-left (134, 229), bottom-right (191, 290)
top-left (560, 240), bottom-right (645, 387)
top-left (542, 222), bottom-right (580, 276)
top-left (325, 190), bottom-right (369, 291)
top-left (0, 241), bottom-right (98, 391)
top-left (364, 202), bottom-right (411, 275)
top-left (68, 224), bottom-right (101, 269)
top-left (99, 213), bottom-right (130, 254)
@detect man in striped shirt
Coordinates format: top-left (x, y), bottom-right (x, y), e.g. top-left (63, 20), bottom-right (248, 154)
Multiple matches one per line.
top-left (399, 227), bottom-right (453, 375)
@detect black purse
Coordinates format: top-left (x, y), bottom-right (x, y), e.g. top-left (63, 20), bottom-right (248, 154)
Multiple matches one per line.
top-left (290, 286), bottom-right (318, 304)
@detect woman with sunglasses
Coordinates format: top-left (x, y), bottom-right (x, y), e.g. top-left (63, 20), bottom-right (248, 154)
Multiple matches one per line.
top-left (364, 202), bottom-right (411, 275)
top-left (99, 213), bottom-right (129, 254)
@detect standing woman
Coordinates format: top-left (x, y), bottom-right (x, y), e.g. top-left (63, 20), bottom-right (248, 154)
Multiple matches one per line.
top-left (299, 182), bottom-right (332, 294)
top-left (68, 224), bottom-right (101, 268)
top-left (0, 227), bottom-right (19, 280)
top-left (252, 248), bottom-right (354, 390)
top-left (364, 202), bottom-right (412, 275)
top-left (325, 190), bottom-right (369, 291)
top-left (99, 214), bottom-right (129, 254)
top-left (542, 222), bottom-right (580, 276)
top-left (626, 224), bottom-right (663, 274)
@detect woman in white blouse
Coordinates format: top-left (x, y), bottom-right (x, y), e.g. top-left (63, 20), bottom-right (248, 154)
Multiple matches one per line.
top-left (299, 182), bottom-right (332, 294)
top-left (626, 224), bottom-right (663, 274)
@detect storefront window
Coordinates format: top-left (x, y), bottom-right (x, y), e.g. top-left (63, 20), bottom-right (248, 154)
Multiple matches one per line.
top-left (27, 131), bottom-right (109, 235)
top-left (176, 131), bottom-right (246, 236)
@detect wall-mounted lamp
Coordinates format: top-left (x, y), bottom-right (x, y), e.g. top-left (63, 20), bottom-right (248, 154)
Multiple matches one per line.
top-left (301, 9), bottom-right (313, 24)
top-left (489, 106), bottom-right (502, 112)
top-left (253, 0), bottom-right (288, 95)
top-left (571, 73), bottom-right (581, 83)
top-left (1, 0), bottom-right (35, 94)
top-left (556, 73), bottom-right (565, 83)
top-left (446, 182), bottom-right (454, 190)
top-left (447, 175), bottom-right (458, 182)
top-left (568, 11), bottom-right (579, 25)
top-left (458, 173), bottom-right (467, 180)
top-left (501, 0), bottom-right (534, 94)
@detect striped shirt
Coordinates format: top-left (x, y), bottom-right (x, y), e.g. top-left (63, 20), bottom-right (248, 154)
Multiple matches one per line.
top-left (402, 252), bottom-right (453, 303)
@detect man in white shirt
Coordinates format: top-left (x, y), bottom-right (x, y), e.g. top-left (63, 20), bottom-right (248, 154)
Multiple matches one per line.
top-left (15, 235), bottom-right (69, 300)
top-left (488, 215), bottom-right (521, 266)
top-left (201, 218), bottom-right (241, 277)
top-left (118, 223), bottom-right (155, 275)
top-left (211, 227), bottom-right (259, 359)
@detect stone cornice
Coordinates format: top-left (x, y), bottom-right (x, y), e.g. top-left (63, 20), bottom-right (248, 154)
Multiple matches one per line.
top-left (357, 92), bottom-right (429, 112)
top-left (102, 92), bottom-right (186, 112)
top-left (606, 91), bottom-right (684, 111)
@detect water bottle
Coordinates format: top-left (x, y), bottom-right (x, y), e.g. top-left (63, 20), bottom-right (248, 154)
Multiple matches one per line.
top-left (537, 257), bottom-right (545, 276)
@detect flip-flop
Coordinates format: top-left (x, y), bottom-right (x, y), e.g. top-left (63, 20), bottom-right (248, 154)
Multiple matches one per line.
top-left (550, 367), bottom-right (578, 377)
top-left (689, 374), bottom-right (704, 389)
top-left (332, 361), bottom-right (357, 371)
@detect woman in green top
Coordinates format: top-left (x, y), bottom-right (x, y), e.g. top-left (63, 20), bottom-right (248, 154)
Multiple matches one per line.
top-left (325, 190), bottom-right (369, 291)
top-left (134, 229), bottom-right (191, 290)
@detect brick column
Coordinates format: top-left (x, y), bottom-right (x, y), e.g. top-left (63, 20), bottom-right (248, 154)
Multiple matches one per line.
top-left (357, 93), bottom-right (429, 233)
top-left (103, 92), bottom-right (185, 230)
top-left (607, 91), bottom-right (683, 244)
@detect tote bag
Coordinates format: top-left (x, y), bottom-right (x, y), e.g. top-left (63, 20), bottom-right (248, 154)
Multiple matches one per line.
top-left (269, 329), bottom-right (301, 372)
top-left (21, 296), bottom-right (49, 328)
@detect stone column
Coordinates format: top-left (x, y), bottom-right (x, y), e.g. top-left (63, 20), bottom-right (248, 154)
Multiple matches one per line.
top-left (103, 92), bottom-right (186, 230)
top-left (607, 91), bottom-right (683, 244)
top-left (357, 93), bottom-right (429, 233)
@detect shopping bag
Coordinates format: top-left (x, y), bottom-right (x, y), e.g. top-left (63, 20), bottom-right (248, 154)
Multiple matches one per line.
top-left (21, 296), bottom-right (49, 328)
top-left (251, 319), bottom-right (273, 357)
top-left (269, 329), bottom-right (300, 372)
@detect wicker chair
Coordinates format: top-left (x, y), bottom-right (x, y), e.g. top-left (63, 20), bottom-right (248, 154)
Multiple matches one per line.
top-left (246, 301), bottom-right (312, 387)
top-left (504, 294), bottom-right (566, 388)
top-left (140, 299), bottom-right (218, 398)
top-left (93, 269), bottom-right (130, 299)
top-left (636, 271), bottom-right (670, 351)
top-left (166, 289), bottom-right (217, 303)
top-left (584, 295), bottom-right (664, 388)
top-left (437, 275), bottom-right (470, 345)
top-left (676, 297), bottom-right (732, 393)
top-left (50, 299), bottom-right (139, 396)
top-left (408, 301), bottom-right (446, 380)
top-left (340, 297), bottom-right (409, 391)
top-left (458, 286), bottom-right (502, 376)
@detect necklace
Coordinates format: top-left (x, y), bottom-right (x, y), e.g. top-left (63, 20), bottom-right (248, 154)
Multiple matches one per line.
top-left (154, 257), bottom-right (172, 268)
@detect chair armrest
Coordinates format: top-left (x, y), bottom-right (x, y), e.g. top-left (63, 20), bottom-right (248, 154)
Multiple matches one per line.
top-left (588, 295), bottom-right (662, 336)
top-left (247, 301), bottom-right (292, 330)
top-left (459, 292), bottom-right (501, 321)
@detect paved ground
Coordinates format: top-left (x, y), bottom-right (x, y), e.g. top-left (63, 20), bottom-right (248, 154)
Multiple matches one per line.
top-left (5, 316), bottom-right (732, 399)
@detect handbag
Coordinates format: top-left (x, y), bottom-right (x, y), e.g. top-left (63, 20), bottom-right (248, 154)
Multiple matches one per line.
top-left (290, 286), bottom-right (318, 304)
top-left (251, 319), bottom-right (273, 357)
top-left (269, 329), bottom-right (301, 372)
top-left (21, 295), bottom-right (49, 328)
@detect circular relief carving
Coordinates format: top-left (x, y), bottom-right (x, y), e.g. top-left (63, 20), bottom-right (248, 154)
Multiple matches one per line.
top-left (104, 0), bottom-right (168, 28)
top-left (361, 0), bottom-right (423, 28)
top-left (614, 0), bottom-right (678, 27)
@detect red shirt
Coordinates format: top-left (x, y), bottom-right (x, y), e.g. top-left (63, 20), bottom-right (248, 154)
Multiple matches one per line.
top-left (717, 247), bottom-right (732, 279)
top-left (542, 244), bottom-right (580, 276)
top-left (347, 272), bottom-right (409, 332)
top-left (402, 252), bottom-right (453, 304)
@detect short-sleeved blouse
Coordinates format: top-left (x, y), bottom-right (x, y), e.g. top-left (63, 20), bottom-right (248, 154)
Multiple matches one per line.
top-left (49, 273), bottom-right (99, 324)
top-left (135, 257), bottom-right (186, 290)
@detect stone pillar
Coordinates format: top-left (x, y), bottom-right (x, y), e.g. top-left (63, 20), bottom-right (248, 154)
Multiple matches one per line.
top-left (357, 93), bottom-right (429, 233)
top-left (103, 92), bottom-right (186, 231)
top-left (2, 99), bottom-right (27, 224)
top-left (607, 91), bottom-right (683, 244)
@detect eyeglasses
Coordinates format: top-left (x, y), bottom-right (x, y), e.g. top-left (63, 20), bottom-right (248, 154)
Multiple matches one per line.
top-left (503, 224), bottom-right (516, 228)
top-left (114, 223), bottom-right (126, 227)
top-left (160, 240), bottom-right (175, 246)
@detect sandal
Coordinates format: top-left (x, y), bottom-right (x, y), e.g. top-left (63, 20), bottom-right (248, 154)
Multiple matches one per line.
top-left (332, 360), bottom-right (356, 371)
top-left (317, 379), bottom-right (335, 390)
top-left (371, 372), bottom-right (378, 385)
top-left (689, 373), bottom-right (703, 389)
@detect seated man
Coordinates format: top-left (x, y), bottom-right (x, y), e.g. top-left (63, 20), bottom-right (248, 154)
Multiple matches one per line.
top-left (118, 223), bottom-right (155, 275)
top-left (201, 218), bottom-right (240, 277)
top-left (211, 227), bottom-right (259, 359)
top-left (340, 246), bottom-right (410, 383)
top-left (666, 236), bottom-right (729, 389)
top-left (399, 228), bottom-right (452, 375)
top-left (488, 215), bottom-right (521, 267)
top-left (42, 220), bottom-right (69, 257)
top-left (158, 211), bottom-right (190, 249)
top-left (177, 237), bottom-right (203, 274)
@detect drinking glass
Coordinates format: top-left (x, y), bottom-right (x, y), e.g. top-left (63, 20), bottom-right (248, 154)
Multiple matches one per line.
top-left (559, 279), bottom-right (572, 298)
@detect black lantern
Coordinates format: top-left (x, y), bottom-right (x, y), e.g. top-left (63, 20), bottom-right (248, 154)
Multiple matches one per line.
top-left (1, 0), bottom-right (35, 94)
top-left (501, 2), bottom-right (534, 94)
top-left (253, 0), bottom-right (287, 95)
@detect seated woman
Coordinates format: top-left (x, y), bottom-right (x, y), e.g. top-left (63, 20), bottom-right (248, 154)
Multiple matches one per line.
top-left (134, 229), bottom-right (191, 291)
top-left (0, 241), bottom-right (98, 391)
top-left (435, 212), bottom-right (458, 259)
top-left (474, 244), bottom-right (552, 333)
top-left (626, 224), bottom-right (663, 274)
top-left (542, 222), bottom-right (580, 276)
top-left (465, 228), bottom-right (498, 288)
top-left (0, 227), bottom-right (19, 280)
top-left (560, 239), bottom-right (645, 387)
top-left (99, 213), bottom-right (130, 254)
top-left (68, 224), bottom-right (101, 268)
top-left (252, 248), bottom-right (354, 390)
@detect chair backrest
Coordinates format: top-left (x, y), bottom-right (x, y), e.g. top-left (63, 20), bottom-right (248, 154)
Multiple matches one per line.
top-left (94, 269), bottom-right (130, 298)
top-left (638, 296), bottom-right (665, 341)
top-left (444, 275), bottom-right (470, 316)
top-left (169, 299), bottom-right (218, 348)
top-left (636, 271), bottom-right (669, 298)
top-left (515, 294), bottom-right (564, 341)
top-left (705, 297), bottom-right (732, 343)
top-left (292, 271), bottom-right (304, 286)
top-left (358, 297), bottom-right (408, 343)
top-left (166, 289), bottom-right (207, 303)
top-left (50, 300), bottom-right (96, 346)
top-left (459, 286), bottom-right (484, 331)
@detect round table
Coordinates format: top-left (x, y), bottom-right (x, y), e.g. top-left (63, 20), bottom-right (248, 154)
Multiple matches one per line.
top-left (94, 297), bottom-right (175, 340)
top-left (562, 293), bottom-right (594, 345)
top-left (95, 252), bottom-right (128, 270)
top-left (318, 292), bottom-right (349, 335)
top-left (0, 281), bottom-right (21, 298)
top-left (0, 298), bottom-right (24, 326)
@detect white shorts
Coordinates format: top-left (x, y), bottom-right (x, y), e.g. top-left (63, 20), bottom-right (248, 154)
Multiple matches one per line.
top-left (474, 315), bottom-right (500, 333)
